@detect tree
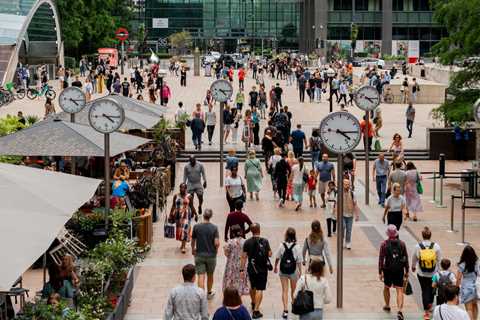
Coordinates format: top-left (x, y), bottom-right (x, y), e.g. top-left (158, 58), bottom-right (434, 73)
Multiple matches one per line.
top-left (56, 0), bottom-right (134, 57)
top-left (431, 0), bottom-right (480, 124)
top-left (350, 23), bottom-right (359, 58)
top-left (168, 31), bottom-right (192, 55)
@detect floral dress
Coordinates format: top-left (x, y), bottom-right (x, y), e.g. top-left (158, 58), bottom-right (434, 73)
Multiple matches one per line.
top-left (404, 169), bottom-right (423, 213)
top-left (173, 194), bottom-right (193, 242)
top-left (222, 238), bottom-right (249, 295)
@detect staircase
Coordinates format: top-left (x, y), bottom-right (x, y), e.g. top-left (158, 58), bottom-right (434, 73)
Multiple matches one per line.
top-left (0, 45), bottom-right (15, 85)
top-left (177, 149), bottom-right (431, 162)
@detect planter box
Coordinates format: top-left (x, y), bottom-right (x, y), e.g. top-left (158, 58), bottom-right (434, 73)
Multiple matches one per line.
top-left (427, 128), bottom-right (477, 160)
top-left (106, 267), bottom-right (135, 320)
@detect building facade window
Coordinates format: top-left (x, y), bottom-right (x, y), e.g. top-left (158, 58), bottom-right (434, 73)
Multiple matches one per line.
top-left (413, 0), bottom-right (430, 11)
top-left (355, 0), bottom-right (368, 11)
top-left (333, 0), bottom-right (352, 11)
top-left (393, 0), bottom-right (404, 11)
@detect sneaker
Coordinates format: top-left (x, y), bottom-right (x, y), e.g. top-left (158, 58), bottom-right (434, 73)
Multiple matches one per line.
top-left (282, 310), bottom-right (288, 319)
top-left (346, 242), bottom-right (351, 250)
top-left (207, 291), bottom-right (215, 300)
top-left (252, 311), bottom-right (263, 319)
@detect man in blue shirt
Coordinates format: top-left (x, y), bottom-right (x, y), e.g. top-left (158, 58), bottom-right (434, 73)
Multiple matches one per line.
top-left (289, 124), bottom-right (308, 158)
top-left (315, 153), bottom-right (335, 208)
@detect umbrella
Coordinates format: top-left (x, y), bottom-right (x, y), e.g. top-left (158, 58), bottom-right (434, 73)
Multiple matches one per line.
top-left (0, 120), bottom-right (151, 157)
top-left (107, 95), bottom-right (167, 118)
top-left (0, 163), bottom-right (101, 290)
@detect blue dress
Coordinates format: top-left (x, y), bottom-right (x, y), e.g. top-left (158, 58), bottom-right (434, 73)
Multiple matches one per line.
top-left (458, 262), bottom-right (479, 304)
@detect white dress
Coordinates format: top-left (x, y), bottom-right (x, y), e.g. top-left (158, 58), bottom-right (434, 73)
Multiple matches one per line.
top-left (325, 190), bottom-right (337, 220)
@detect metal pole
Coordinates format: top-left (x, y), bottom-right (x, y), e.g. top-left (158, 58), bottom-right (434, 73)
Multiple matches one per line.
top-left (436, 175), bottom-right (447, 208)
top-left (42, 253), bottom-right (47, 286)
top-left (459, 189), bottom-right (467, 245)
top-left (364, 111), bottom-right (370, 205)
top-left (220, 102), bottom-right (225, 187)
top-left (104, 133), bottom-right (110, 231)
top-left (336, 153), bottom-right (344, 308)
top-left (448, 195), bottom-right (455, 232)
top-left (70, 113), bottom-right (76, 175)
top-left (430, 170), bottom-right (436, 203)
top-left (329, 77), bottom-right (333, 113)
top-left (121, 41), bottom-right (125, 76)
top-left (159, 76), bottom-right (164, 106)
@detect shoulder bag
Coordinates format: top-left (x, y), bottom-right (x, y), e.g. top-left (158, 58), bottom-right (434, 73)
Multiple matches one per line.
top-left (292, 275), bottom-right (314, 315)
top-left (416, 171), bottom-right (423, 194)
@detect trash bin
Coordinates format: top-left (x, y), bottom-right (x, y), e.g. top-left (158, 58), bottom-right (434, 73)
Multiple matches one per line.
top-left (420, 68), bottom-right (426, 78)
top-left (461, 169), bottom-right (475, 196)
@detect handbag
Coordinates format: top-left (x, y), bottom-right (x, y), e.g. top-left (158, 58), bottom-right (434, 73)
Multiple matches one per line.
top-left (163, 212), bottom-right (176, 239)
top-left (416, 172), bottom-right (423, 194)
top-left (374, 139), bottom-right (382, 152)
top-left (292, 275), bottom-right (314, 315)
top-left (404, 278), bottom-right (413, 296)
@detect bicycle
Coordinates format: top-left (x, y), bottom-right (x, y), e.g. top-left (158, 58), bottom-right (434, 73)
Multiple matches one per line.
top-left (0, 88), bottom-right (14, 107)
top-left (27, 83), bottom-right (56, 100)
top-left (4, 82), bottom-right (25, 99)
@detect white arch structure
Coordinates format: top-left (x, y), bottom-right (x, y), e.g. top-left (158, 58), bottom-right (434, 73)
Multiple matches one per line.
top-left (0, 0), bottom-right (63, 84)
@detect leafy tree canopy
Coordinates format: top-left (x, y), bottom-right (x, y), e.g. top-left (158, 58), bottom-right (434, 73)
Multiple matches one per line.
top-left (56, 0), bottom-right (134, 57)
top-left (431, 0), bottom-right (480, 124)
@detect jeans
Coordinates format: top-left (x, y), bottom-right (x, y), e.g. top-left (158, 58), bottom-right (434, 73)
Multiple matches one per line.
top-left (311, 150), bottom-right (320, 168)
top-left (299, 87), bottom-right (305, 102)
top-left (300, 308), bottom-right (323, 320)
top-left (376, 175), bottom-right (387, 205)
top-left (417, 274), bottom-right (434, 311)
top-left (314, 87), bottom-right (322, 102)
top-left (207, 125), bottom-right (215, 143)
top-left (343, 216), bottom-right (354, 244)
top-left (406, 119), bottom-right (413, 137)
top-left (192, 131), bottom-right (202, 148)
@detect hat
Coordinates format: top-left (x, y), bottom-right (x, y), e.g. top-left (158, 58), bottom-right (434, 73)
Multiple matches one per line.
top-left (386, 225), bottom-right (398, 239)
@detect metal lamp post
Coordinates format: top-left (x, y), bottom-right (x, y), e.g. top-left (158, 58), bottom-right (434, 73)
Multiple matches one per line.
top-left (327, 67), bottom-right (336, 113)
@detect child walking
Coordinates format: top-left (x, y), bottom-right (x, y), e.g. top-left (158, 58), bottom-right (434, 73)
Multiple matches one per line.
top-left (432, 258), bottom-right (456, 306)
top-left (325, 181), bottom-right (337, 237)
top-left (307, 169), bottom-right (317, 208)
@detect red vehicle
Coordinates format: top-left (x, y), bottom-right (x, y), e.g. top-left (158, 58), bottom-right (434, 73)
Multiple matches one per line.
top-left (98, 48), bottom-right (119, 67)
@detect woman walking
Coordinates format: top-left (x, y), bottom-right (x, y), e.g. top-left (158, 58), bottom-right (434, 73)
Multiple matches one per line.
top-left (244, 149), bottom-right (263, 200)
top-left (388, 133), bottom-right (405, 164)
top-left (225, 166), bottom-right (246, 212)
top-left (302, 220), bottom-right (333, 274)
top-left (290, 157), bottom-right (308, 211)
top-left (213, 287), bottom-right (251, 320)
top-left (382, 182), bottom-right (407, 231)
top-left (168, 183), bottom-right (197, 253)
top-left (457, 245), bottom-right (479, 320)
top-left (268, 147), bottom-right (283, 198)
top-left (404, 162), bottom-right (423, 221)
top-left (274, 228), bottom-right (303, 319)
top-left (293, 260), bottom-right (331, 320)
top-left (274, 153), bottom-right (291, 207)
top-left (222, 225), bottom-right (249, 296)
top-left (286, 151), bottom-right (297, 201)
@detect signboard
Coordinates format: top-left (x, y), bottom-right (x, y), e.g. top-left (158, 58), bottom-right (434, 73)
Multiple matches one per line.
top-left (408, 40), bottom-right (420, 58)
top-left (158, 37), bottom-right (168, 48)
top-left (115, 27), bottom-right (129, 41)
top-left (392, 40), bottom-right (408, 57)
top-left (152, 18), bottom-right (168, 29)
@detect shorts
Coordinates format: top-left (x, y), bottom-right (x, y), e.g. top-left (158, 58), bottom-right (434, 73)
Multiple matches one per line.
top-left (224, 124), bottom-right (232, 131)
top-left (383, 270), bottom-right (404, 288)
top-left (188, 187), bottom-right (204, 197)
top-left (248, 271), bottom-right (268, 291)
top-left (279, 271), bottom-right (299, 281)
top-left (195, 256), bottom-right (217, 274)
top-left (308, 189), bottom-right (316, 197)
top-left (318, 181), bottom-right (328, 194)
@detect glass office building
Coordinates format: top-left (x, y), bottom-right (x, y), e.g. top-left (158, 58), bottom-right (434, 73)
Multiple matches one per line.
top-left (144, 0), bottom-right (299, 52)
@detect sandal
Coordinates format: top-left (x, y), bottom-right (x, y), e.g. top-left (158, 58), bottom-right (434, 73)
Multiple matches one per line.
top-left (397, 311), bottom-right (404, 320)
top-left (383, 306), bottom-right (391, 312)
top-left (413, 216), bottom-right (418, 222)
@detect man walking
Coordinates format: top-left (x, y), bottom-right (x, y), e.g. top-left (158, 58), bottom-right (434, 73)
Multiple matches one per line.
top-left (289, 124), bottom-right (308, 158)
top-left (274, 83), bottom-right (283, 107)
top-left (183, 155), bottom-right (207, 215)
top-left (378, 225), bottom-right (409, 320)
top-left (241, 223), bottom-right (272, 319)
top-left (298, 74), bottom-right (306, 102)
top-left (205, 104), bottom-right (216, 146)
top-left (342, 179), bottom-right (359, 250)
top-left (388, 161), bottom-right (407, 196)
top-left (360, 115), bottom-right (375, 151)
top-left (225, 200), bottom-right (253, 241)
top-left (190, 112), bottom-right (205, 151)
top-left (238, 67), bottom-right (245, 90)
top-left (373, 153), bottom-right (390, 207)
top-left (121, 77), bottom-right (130, 97)
top-left (411, 227), bottom-right (442, 320)
top-left (164, 264), bottom-right (208, 320)
top-left (315, 153), bottom-right (335, 208)
top-left (406, 103), bottom-right (415, 138)
top-left (191, 209), bottom-right (219, 300)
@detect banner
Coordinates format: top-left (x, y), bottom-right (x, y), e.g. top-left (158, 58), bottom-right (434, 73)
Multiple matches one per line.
top-left (152, 18), bottom-right (169, 29)
top-left (408, 40), bottom-right (420, 58)
top-left (392, 40), bottom-right (408, 57)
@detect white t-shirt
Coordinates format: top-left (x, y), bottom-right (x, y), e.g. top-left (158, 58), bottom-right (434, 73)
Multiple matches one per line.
top-left (386, 195), bottom-right (406, 212)
top-left (433, 304), bottom-right (469, 320)
top-left (291, 164), bottom-right (306, 185)
top-left (225, 176), bottom-right (244, 198)
top-left (275, 241), bottom-right (303, 263)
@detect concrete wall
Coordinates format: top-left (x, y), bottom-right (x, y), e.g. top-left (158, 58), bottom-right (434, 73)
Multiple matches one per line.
top-left (384, 82), bottom-right (447, 104)
top-left (411, 64), bottom-right (456, 86)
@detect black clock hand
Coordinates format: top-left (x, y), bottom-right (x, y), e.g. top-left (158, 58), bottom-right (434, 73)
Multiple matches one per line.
top-left (69, 98), bottom-right (79, 106)
top-left (336, 129), bottom-right (351, 140)
top-left (364, 96), bottom-right (378, 103)
top-left (102, 114), bottom-right (120, 123)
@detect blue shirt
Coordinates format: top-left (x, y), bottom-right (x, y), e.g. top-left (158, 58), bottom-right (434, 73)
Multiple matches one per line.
top-left (212, 305), bottom-right (251, 320)
top-left (290, 129), bottom-right (305, 150)
top-left (315, 161), bottom-right (334, 182)
top-left (225, 156), bottom-right (239, 170)
top-left (112, 180), bottom-right (129, 197)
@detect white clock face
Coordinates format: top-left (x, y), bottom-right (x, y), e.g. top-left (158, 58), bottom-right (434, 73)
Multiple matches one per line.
top-left (354, 85), bottom-right (380, 111)
top-left (319, 112), bottom-right (362, 153)
top-left (88, 98), bottom-right (125, 133)
top-left (59, 87), bottom-right (87, 114)
top-left (210, 80), bottom-right (233, 102)
top-left (474, 98), bottom-right (480, 122)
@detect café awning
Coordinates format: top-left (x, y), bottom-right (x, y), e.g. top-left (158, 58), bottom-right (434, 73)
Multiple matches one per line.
top-left (0, 163), bottom-right (101, 290)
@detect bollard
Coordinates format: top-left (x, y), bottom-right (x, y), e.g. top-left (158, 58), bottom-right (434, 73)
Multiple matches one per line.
top-left (430, 170), bottom-right (437, 204)
top-left (436, 175), bottom-right (447, 208)
top-left (457, 190), bottom-right (468, 246)
top-left (439, 153), bottom-right (445, 177)
top-left (447, 195), bottom-right (456, 232)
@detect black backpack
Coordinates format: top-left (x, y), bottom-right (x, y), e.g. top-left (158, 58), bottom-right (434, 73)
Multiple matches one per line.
top-left (273, 113), bottom-right (288, 129)
top-left (384, 240), bottom-right (406, 273)
top-left (251, 238), bottom-right (271, 274)
top-left (280, 243), bottom-right (297, 274)
top-left (436, 272), bottom-right (453, 302)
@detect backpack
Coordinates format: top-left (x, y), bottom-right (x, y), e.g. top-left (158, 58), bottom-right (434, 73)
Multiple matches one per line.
top-left (418, 242), bottom-right (437, 273)
top-left (384, 240), bottom-right (406, 274)
top-left (251, 238), bottom-right (271, 274)
top-left (280, 243), bottom-right (297, 274)
top-left (273, 113), bottom-right (289, 129)
top-left (436, 272), bottom-right (453, 302)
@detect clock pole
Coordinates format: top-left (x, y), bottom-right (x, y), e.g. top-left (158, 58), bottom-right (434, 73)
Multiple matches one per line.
top-left (336, 153), bottom-right (344, 308)
top-left (104, 133), bottom-right (111, 231)
top-left (365, 110), bottom-right (370, 205)
top-left (71, 113), bottom-right (76, 175)
top-left (220, 102), bottom-right (225, 187)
